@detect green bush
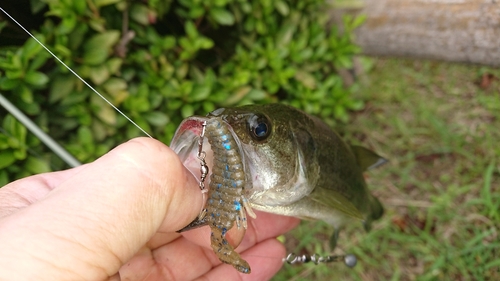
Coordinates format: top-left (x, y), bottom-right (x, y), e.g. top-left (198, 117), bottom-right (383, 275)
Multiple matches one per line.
top-left (0, 0), bottom-right (364, 185)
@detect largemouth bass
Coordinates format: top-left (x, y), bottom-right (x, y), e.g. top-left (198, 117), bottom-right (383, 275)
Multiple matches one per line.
top-left (170, 103), bottom-right (386, 273)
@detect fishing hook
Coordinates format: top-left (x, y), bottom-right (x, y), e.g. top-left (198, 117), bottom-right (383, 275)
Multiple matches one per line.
top-left (197, 121), bottom-right (208, 219)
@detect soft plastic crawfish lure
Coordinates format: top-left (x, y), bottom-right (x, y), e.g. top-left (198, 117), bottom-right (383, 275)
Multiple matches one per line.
top-left (186, 117), bottom-right (256, 273)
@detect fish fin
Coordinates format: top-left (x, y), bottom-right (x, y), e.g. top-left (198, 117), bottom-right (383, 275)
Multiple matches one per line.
top-left (364, 194), bottom-right (384, 232)
top-left (176, 217), bottom-right (207, 233)
top-left (309, 188), bottom-right (364, 221)
top-left (329, 228), bottom-right (340, 250)
top-left (350, 145), bottom-right (388, 171)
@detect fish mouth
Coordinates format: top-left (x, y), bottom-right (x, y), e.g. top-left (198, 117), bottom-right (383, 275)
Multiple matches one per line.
top-left (170, 116), bottom-right (251, 191)
top-left (170, 116), bottom-right (213, 181)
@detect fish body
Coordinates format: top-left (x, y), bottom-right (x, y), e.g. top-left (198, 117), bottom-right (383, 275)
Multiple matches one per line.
top-left (171, 103), bottom-right (385, 273)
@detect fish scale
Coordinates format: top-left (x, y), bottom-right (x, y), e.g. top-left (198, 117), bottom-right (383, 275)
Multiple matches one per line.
top-left (204, 118), bottom-right (251, 273)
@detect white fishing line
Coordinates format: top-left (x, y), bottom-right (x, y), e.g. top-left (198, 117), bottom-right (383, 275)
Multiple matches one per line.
top-left (0, 7), bottom-right (153, 139)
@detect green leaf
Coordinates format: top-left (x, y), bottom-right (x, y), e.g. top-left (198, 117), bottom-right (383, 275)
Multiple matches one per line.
top-left (0, 150), bottom-right (16, 169)
top-left (188, 6), bottom-right (205, 18)
top-left (210, 8), bottom-right (235, 26)
top-left (22, 37), bottom-right (44, 60)
top-left (24, 71), bottom-right (49, 86)
top-left (222, 86), bottom-right (251, 105)
top-left (189, 84), bottom-right (211, 101)
top-left (14, 120), bottom-right (27, 146)
top-left (103, 77), bottom-right (129, 105)
top-left (83, 48), bottom-right (109, 66)
top-left (294, 70), bottom-right (316, 89)
top-left (13, 146), bottom-right (26, 160)
top-left (130, 4), bottom-right (150, 25)
top-left (274, 0), bottom-right (289, 16)
top-left (0, 77), bottom-right (20, 90)
top-left (166, 99), bottom-right (183, 110)
top-left (106, 58), bottom-right (123, 75)
top-left (185, 21), bottom-right (198, 38)
top-left (6, 69), bottom-right (23, 79)
top-left (335, 56), bottom-right (353, 68)
top-left (91, 95), bottom-right (117, 125)
top-left (19, 85), bottom-right (33, 103)
top-left (130, 96), bottom-right (150, 112)
top-left (78, 126), bottom-right (94, 149)
top-left (3, 114), bottom-right (26, 147)
top-left (89, 64), bottom-right (110, 85)
top-left (181, 104), bottom-right (194, 118)
top-left (83, 31), bottom-right (120, 65)
top-left (91, 119), bottom-right (107, 141)
top-left (50, 75), bottom-right (75, 103)
top-left (88, 18), bottom-right (106, 32)
top-left (347, 14), bottom-right (366, 30)
top-left (247, 88), bottom-right (267, 100)
top-left (276, 24), bottom-right (296, 47)
top-left (161, 36), bottom-right (176, 50)
top-left (198, 37), bottom-right (214, 49)
top-left (144, 111), bottom-right (169, 127)
top-left (0, 134), bottom-right (9, 149)
top-left (176, 63), bottom-right (189, 79)
top-left (102, 78), bottom-right (127, 95)
top-left (25, 156), bottom-right (51, 174)
top-left (54, 44), bottom-right (72, 58)
top-left (240, 2), bottom-right (252, 13)
top-left (202, 101), bottom-right (215, 112)
top-left (29, 52), bottom-right (50, 71)
top-left (73, 0), bottom-right (87, 14)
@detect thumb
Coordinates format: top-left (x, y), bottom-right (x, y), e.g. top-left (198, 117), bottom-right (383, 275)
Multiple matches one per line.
top-left (0, 137), bottom-right (203, 280)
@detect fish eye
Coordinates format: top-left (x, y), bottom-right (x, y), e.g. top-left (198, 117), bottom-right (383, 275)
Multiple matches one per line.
top-left (248, 115), bottom-right (271, 141)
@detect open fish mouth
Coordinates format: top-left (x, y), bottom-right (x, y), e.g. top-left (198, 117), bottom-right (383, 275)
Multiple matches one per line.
top-left (170, 116), bottom-right (214, 180)
top-left (170, 115), bottom-right (256, 274)
top-left (170, 116), bottom-right (253, 191)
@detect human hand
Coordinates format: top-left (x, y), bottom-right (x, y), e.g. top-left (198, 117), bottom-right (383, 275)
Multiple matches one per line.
top-left (0, 137), bottom-right (299, 281)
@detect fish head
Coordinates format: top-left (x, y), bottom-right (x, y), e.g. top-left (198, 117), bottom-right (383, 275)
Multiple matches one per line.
top-left (170, 104), bottom-right (320, 207)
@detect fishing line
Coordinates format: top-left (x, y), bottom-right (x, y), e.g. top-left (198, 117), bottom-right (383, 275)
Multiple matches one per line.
top-left (0, 7), bottom-right (152, 139)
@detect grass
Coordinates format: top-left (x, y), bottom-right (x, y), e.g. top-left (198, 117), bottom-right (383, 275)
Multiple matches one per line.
top-left (273, 58), bottom-right (500, 281)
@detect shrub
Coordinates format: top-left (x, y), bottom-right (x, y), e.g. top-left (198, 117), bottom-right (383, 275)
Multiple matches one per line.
top-left (0, 0), bottom-right (364, 185)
